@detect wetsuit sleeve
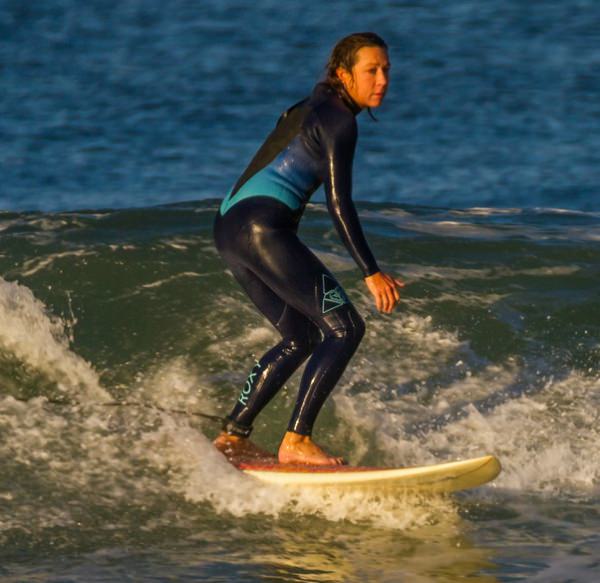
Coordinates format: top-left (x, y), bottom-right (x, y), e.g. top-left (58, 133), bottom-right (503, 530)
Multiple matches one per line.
top-left (318, 112), bottom-right (380, 277)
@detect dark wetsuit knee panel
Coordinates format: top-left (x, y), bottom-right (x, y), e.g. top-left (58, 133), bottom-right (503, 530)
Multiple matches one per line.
top-left (286, 307), bottom-right (365, 437)
top-left (326, 308), bottom-right (365, 343)
top-left (283, 325), bottom-right (322, 356)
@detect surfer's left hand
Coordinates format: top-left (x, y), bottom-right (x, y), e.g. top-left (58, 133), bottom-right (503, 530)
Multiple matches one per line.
top-left (364, 271), bottom-right (405, 313)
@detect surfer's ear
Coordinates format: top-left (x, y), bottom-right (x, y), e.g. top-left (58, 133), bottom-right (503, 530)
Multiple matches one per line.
top-left (336, 66), bottom-right (354, 90)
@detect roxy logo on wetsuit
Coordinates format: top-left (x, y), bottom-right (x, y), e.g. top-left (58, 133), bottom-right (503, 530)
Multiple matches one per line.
top-left (321, 274), bottom-right (349, 314)
top-left (238, 361), bottom-right (262, 406)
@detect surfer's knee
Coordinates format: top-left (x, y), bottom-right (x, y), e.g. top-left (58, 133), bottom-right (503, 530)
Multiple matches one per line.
top-left (281, 327), bottom-right (320, 359)
top-left (327, 311), bottom-right (365, 351)
top-left (306, 325), bottom-right (322, 352)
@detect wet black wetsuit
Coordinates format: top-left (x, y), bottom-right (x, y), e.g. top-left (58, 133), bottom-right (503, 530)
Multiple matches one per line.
top-left (214, 82), bottom-right (380, 437)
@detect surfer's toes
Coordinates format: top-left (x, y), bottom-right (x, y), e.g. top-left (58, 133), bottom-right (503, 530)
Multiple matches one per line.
top-left (325, 455), bottom-right (345, 466)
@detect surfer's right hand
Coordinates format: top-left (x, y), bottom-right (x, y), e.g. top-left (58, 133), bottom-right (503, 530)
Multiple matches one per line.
top-left (364, 271), bottom-right (404, 313)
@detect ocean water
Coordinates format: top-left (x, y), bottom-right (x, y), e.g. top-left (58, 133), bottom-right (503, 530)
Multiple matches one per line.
top-left (1, 1), bottom-right (599, 582)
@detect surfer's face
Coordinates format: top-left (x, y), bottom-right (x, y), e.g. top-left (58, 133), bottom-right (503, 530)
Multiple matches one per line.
top-left (337, 46), bottom-right (390, 109)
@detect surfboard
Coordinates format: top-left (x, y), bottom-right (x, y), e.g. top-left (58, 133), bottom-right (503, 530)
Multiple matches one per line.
top-left (236, 454), bottom-right (501, 493)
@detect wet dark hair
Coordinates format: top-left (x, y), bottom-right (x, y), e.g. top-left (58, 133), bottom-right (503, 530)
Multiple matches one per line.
top-left (325, 32), bottom-right (388, 119)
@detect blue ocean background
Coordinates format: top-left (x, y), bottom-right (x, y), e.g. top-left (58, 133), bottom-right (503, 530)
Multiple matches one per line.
top-left (2, 0), bottom-right (598, 212)
top-left (1, 1), bottom-right (599, 581)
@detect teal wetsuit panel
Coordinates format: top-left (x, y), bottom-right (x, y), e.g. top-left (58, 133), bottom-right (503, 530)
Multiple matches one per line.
top-left (220, 135), bottom-right (320, 215)
top-left (220, 166), bottom-right (303, 215)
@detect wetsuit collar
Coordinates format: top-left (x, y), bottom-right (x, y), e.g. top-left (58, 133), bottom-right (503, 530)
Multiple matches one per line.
top-left (314, 82), bottom-right (362, 116)
top-left (336, 84), bottom-right (363, 116)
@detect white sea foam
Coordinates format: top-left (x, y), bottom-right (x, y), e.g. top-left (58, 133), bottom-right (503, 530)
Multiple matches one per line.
top-left (109, 332), bottom-right (600, 513)
top-left (132, 356), bottom-right (219, 417)
top-left (141, 272), bottom-right (203, 289)
top-left (401, 263), bottom-right (581, 283)
top-left (108, 244), bottom-right (137, 251)
top-left (336, 311), bottom-right (600, 497)
top-left (205, 295), bottom-right (277, 362)
top-left (0, 396), bottom-right (119, 533)
top-left (138, 418), bottom-right (457, 530)
top-left (363, 206), bottom-right (600, 242)
top-left (19, 250), bottom-right (94, 277)
top-left (91, 357), bottom-right (457, 530)
top-left (1, 275), bottom-right (594, 536)
top-left (0, 277), bottom-right (108, 401)
top-left (312, 249), bottom-right (355, 272)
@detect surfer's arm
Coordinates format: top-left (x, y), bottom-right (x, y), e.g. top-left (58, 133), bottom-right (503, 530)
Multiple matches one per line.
top-left (320, 111), bottom-right (404, 313)
top-left (320, 113), bottom-right (380, 277)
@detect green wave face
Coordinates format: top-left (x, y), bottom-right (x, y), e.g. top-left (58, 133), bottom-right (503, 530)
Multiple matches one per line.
top-left (1, 201), bottom-right (599, 578)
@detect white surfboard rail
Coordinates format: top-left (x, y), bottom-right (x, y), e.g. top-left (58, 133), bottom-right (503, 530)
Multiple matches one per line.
top-left (240, 455), bottom-right (501, 493)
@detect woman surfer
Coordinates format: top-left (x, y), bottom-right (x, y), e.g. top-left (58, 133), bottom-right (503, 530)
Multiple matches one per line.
top-left (213, 32), bottom-right (403, 466)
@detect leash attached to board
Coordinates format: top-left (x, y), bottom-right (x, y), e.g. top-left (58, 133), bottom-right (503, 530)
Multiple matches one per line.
top-left (7, 395), bottom-right (225, 424)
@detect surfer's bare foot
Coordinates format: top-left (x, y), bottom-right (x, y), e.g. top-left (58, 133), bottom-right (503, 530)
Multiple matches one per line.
top-left (278, 431), bottom-right (345, 466)
top-left (213, 432), bottom-right (277, 464)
